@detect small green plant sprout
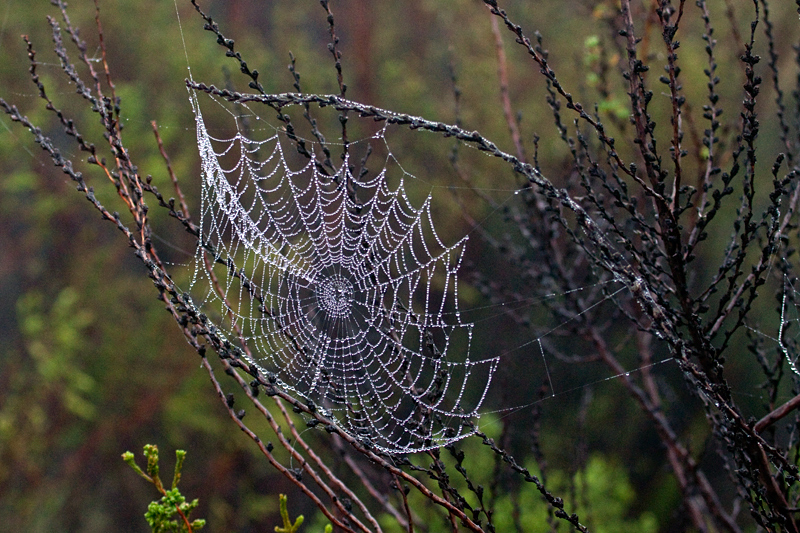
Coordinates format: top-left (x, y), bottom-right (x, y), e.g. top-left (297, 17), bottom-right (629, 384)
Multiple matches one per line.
top-left (275, 493), bottom-right (304, 533)
top-left (274, 493), bottom-right (332, 533)
top-left (122, 444), bottom-right (206, 533)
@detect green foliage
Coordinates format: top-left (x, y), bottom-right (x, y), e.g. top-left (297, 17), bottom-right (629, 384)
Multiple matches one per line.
top-left (274, 493), bottom-right (304, 533)
top-left (274, 494), bottom-right (331, 533)
top-left (123, 445), bottom-right (206, 533)
top-left (526, 455), bottom-right (657, 532)
top-left (581, 34), bottom-right (628, 120)
top-left (18, 288), bottom-right (96, 420)
top-left (374, 435), bottom-right (657, 532)
top-left (493, 454), bottom-right (656, 533)
top-left (572, 455), bottom-right (658, 533)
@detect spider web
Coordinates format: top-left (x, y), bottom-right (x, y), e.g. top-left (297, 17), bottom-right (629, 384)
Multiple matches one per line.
top-left (187, 93), bottom-right (499, 454)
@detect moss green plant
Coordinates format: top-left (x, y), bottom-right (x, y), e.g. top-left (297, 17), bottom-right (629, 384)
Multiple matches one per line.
top-left (122, 445), bottom-right (206, 533)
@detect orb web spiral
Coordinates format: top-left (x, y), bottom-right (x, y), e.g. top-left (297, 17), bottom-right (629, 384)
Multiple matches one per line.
top-left (188, 94), bottom-right (499, 453)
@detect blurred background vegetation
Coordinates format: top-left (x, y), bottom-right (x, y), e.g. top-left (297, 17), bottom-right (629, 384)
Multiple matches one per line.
top-left (1, 0), bottom-right (798, 531)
